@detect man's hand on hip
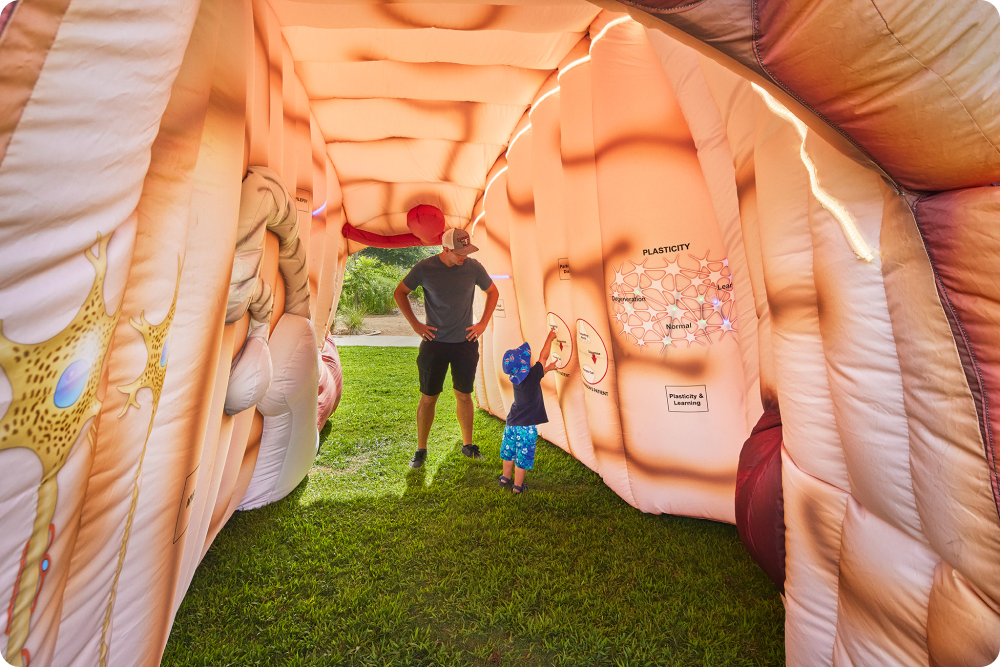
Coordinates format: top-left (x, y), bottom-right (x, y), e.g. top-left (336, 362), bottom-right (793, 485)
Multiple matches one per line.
top-left (466, 320), bottom-right (488, 341)
top-left (413, 322), bottom-right (437, 340)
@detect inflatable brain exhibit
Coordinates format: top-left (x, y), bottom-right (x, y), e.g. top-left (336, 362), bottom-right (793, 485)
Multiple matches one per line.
top-left (0, 0), bottom-right (998, 664)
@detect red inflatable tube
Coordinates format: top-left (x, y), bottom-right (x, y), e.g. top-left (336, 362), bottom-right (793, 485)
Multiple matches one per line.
top-left (341, 223), bottom-right (436, 248)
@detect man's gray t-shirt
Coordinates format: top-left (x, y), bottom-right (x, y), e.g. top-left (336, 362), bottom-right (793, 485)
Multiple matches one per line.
top-left (403, 256), bottom-right (493, 343)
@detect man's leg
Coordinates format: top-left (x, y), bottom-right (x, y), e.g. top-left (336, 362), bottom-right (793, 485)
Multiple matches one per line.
top-left (455, 390), bottom-right (474, 445)
top-left (412, 340), bottom-right (446, 468)
top-left (456, 390), bottom-right (484, 459)
top-left (417, 392), bottom-right (438, 450)
top-left (453, 341), bottom-right (483, 459)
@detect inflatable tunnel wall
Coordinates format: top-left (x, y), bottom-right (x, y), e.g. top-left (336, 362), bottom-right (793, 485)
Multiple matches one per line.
top-left (0, 0), bottom-right (345, 664)
top-left (1, 0), bottom-right (999, 665)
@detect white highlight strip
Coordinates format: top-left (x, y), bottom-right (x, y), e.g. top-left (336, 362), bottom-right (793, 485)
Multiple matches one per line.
top-left (752, 83), bottom-right (875, 262)
top-left (557, 55), bottom-right (590, 80)
top-left (557, 17), bottom-right (632, 81)
top-left (590, 15), bottom-right (632, 49)
top-left (484, 166), bottom-right (508, 201)
top-left (507, 123), bottom-right (532, 156)
top-left (470, 210), bottom-right (485, 235)
top-left (529, 86), bottom-right (561, 116)
top-left (476, 165), bottom-right (509, 235)
top-left (503, 18), bottom-right (634, 237)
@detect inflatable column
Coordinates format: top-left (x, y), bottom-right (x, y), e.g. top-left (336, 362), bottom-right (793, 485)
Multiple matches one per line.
top-left (529, 71), bottom-right (597, 470)
top-left (558, 27), bottom-right (634, 506)
top-left (589, 16), bottom-right (747, 519)
top-left (0, 0), bottom-right (203, 663)
top-left (504, 111), bottom-right (570, 452)
top-left (482, 158), bottom-right (518, 417)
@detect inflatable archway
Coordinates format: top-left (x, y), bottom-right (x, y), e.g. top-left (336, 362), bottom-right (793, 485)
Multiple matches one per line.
top-left (0, 0), bottom-right (998, 664)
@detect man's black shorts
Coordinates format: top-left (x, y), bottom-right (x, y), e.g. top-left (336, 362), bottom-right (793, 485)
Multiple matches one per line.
top-left (417, 340), bottom-right (479, 396)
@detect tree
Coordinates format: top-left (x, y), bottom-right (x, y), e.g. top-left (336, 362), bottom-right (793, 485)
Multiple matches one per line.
top-left (359, 245), bottom-right (441, 268)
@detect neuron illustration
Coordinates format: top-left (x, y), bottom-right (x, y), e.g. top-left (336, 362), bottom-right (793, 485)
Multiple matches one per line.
top-left (100, 260), bottom-right (181, 667)
top-left (0, 235), bottom-right (121, 667)
top-left (609, 250), bottom-right (736, 353)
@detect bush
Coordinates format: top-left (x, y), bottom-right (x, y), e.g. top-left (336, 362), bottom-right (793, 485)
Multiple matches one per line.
top-left (339, 301), bottom-right (368, 335)
top-left (339, 256), bottom-right (408, 316)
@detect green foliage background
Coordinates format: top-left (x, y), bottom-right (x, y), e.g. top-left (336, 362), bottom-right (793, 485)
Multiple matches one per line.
top-left (338, 247), bottom-right (438, 317)
top-left (359, 245), bottom-right (441, 268)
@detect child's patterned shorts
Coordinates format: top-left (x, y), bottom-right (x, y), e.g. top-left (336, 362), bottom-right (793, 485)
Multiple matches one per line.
top-left (501, 424), bottom-right (538, 470)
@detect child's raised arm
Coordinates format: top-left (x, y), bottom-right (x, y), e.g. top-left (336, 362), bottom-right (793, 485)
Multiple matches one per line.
top-left (538, 327), bottom-right (558, 372)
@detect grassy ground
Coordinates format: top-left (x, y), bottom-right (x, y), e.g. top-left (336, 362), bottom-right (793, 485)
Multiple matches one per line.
top-left (163, 347), bottom-right (784, 666)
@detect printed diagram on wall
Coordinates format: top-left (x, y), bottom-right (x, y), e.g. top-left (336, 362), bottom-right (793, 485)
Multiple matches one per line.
top-left (609, 249), bottom-right (736, 352)
top-left (0, 235), bottom-right (122, 667)
top-left (101, 258), bottom-right (182, 667)
top-left (546, 313), bottom-right (573, 371)
top-left (575, 319), bottom-right (608, 386)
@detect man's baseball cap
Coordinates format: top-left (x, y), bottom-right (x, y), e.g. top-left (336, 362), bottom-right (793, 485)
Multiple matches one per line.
top-left (442, 227), bottom-right (479, 256)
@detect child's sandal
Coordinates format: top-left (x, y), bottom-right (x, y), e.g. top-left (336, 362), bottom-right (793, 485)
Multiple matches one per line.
top-left (498, 475), bottom-right (512, 490)
top-left (512, 483), bottom-right (527, 494)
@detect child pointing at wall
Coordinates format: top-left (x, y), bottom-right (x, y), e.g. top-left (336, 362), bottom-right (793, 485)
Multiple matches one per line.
top-left (498, 328), bottom-right (559, 494)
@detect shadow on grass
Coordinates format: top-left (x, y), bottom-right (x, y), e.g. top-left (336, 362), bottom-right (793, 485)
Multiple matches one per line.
top-left (163, 348), bottom-right (784, 666)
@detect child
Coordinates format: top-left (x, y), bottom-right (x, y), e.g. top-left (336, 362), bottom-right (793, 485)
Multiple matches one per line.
top-left (499, 328), bottom-right (558, 494)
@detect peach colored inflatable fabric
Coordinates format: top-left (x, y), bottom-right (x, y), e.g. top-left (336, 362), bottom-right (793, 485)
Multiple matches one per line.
top-left (596, 0), bottom-right (1000, 192)
top-left (1, 1), bottom-right (999, 665)
top-left (237, 313), bottom-right (318, 511)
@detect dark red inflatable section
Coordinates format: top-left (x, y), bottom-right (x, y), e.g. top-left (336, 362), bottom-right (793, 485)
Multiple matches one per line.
top-left (735, 408), bottom-right (786, 592)
top-left (316, 333), bottom-right (343, 431)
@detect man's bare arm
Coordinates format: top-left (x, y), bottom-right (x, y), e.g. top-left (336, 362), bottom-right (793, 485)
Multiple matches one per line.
top-left (394, 282), bottom-right (437, 340)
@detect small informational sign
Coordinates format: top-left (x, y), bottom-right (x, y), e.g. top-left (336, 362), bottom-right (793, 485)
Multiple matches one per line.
top-left (494, 299), bottom-right (506, 318)
top-left (558, 258), bottom-right (570, 280)
top-left (665, 385), bottom-right (709, 412)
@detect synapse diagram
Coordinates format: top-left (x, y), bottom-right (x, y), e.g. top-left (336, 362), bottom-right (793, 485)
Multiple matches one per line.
top-left (609, 250), bottom-right (736, 352)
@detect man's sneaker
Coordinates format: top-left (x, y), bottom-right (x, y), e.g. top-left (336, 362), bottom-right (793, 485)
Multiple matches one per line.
top-left (409, 449), bottom-right (428, 468)
top-left (461, 444), bottom-right (484, 460)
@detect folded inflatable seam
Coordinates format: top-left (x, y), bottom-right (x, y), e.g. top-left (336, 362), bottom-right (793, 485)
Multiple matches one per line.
top-left (746, 9), bottom-right (901, 193)
top-left (866, 0), bottom-right (1000, 163)
top-left (911, 195), bottom-right (1000, 524)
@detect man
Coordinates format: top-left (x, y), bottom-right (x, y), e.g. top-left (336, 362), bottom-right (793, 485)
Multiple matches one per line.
top-left (394, 227), bottom-right (500, 468)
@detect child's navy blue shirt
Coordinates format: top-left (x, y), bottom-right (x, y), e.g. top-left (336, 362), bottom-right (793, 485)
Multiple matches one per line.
top-left (507, 362), bottom-right (548, 427)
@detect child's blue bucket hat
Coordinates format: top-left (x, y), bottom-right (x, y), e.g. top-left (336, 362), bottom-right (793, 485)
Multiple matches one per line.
top-left (502, 342), bottom-right (531, 385)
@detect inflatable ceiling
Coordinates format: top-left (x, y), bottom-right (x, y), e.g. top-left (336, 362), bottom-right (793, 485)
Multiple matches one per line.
top-left (0, 0), bottom-right (998, 664)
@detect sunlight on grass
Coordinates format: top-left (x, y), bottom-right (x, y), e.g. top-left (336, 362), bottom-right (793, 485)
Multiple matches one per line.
top-left (163, 347), bottom-right (784, 666)
top-left (301, 348), bottom-right (470, 503)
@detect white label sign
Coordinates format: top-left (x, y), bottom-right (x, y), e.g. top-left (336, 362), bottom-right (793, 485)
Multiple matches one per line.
top-left (666, 385), bottom-right (708, 412)
top-left (558, 258), bottom-right (570, 280)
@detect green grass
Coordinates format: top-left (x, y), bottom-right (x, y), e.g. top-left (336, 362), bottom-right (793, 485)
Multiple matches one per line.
top-left (163, 348), bottom-right (784, 666)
